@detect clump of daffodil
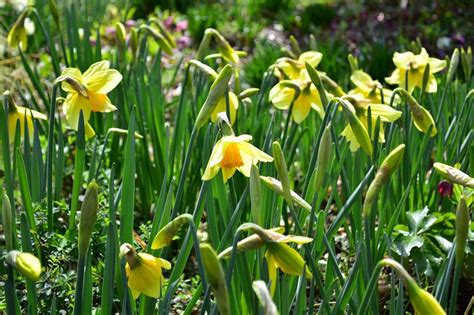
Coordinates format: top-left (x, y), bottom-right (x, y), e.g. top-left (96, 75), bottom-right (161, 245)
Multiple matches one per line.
top-left (202, 115), bottom-right (273, 182)
top-left (3, 91), bottom-right (47, 144)
top-left (349, 70), bottom-right (394, 104)
top-left (56, 61), bottom-right (122, 137)
top-left (385, 48), bottom-right (447, 93)
top-left (269, 51), bottom-right (329, 123)
top-left (219, 223), bottom-right (312, 295)
top-left (120, 243), bottom-right (171, 299)
top-left (340, 94), bottom-right (402, 152)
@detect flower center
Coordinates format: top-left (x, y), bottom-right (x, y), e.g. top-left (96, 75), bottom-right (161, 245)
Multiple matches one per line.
top-left (221, 143), bottom-right (244, 169)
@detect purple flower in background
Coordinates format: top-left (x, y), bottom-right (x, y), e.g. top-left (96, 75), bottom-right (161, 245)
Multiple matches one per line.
top-left (125, 20), bottom-right (136, 29)
top-left (177, 35), bottom-right (192, 48)
top-left (105, 26), bottom-right (116, 37)
top-left (164, 16), bottom-right (174, 29)
top-left (437, 180), bottom-right (453, 197)
top-left (176, 20), bottom-right (188, 32)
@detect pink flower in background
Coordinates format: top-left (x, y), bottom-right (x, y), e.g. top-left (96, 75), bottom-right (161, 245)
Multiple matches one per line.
top-left (437, 180), bottom-right (453, 197)
top-left (163, 16), bottom-right (174, 29)
top-left (176, 20), bottom-right (188, 32)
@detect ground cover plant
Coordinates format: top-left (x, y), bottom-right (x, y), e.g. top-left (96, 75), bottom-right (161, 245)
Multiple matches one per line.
top-left (0, 0), bottom-right (473, 314)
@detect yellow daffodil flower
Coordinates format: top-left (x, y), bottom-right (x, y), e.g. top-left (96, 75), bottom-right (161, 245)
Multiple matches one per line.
top-left (7, 10), bottom-right (29, 51)
top-left (349, 70), bottom-right (393, 104)
top-left (211, 92), bottom-right (239, 124)
top-left (7, 97), bottom-right (47, 144)
top-left (341, 94), bottom-right (402, 151)
top-left (202, 134), bottom-right (273, 183)
top-left (385, 48), bottom-right (447, 93)
top-left (274, 51), bottom-right (323, 80)
top-left (120, 243), bottom-right (171, 300)
top-left (57, 61), bottom-right (122, 137)
top-left (269, 79), bottom-right (326, 123)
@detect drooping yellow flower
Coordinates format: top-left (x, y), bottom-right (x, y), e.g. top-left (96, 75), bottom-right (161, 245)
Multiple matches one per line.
top-left (341, 94), bottom-right (402, 151)
top-left (7, 97), bottom-right (47, 144)
top-left (269, 79), bottom-right (326, 123)
top-left (57, 61), bottom-right (122, 137)
top-left (385, 48), bottom-right (447, 93)
top-left (210, 92), bottom-right (239, 124)
top-left (120, 243), bottom-right (171, 300)
top-left (349, 70), bottom-right (393, 104)
top-left (202, 134), bottom-right (273, 183)
top-left (7, 10), bottom-right (29, 51)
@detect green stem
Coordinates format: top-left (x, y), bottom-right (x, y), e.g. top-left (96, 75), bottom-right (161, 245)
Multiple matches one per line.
top-left (46, 85), bottom-right (58, 233)
top-left (73, 255), bottom-right (86, 315)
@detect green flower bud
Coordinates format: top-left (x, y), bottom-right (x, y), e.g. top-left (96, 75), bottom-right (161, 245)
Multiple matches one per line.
top-left (252, 281), bottom-right (278, 315)
top-left (194, 64), bottom-right (234, 129)
top-left (455, 195), bottom-right (469, 264)
top-left (189, 59), bottom-right (218, 79)
top-left (446, 48), bottom-right (459, 83)
top-left (7, 251), bottom-right (42, 281)
top-left (312, 123), bottom-right (333, 194)
top-left (129, 28), bottom-right (138, 56)
top-left (149, 18), bottom-right (176, 48)
top-left (2, 190), bottom-right (13, 250)
top-left (396, 88), bottom-right (437, 136)
top-left (260, 176), bottom-right (312, 211)
top-left (433, 162), bottom-right (474, 188)
top-left (305, 62), bottom-right (329, 107)
top-left (7, 9), bottom-right (29, 50)
top-left (196, 28), bottom-right (213, 61)
top-left (78, 181), bottom-right (99, 257)
top-left (238, 88), bottom-right (259, 100)
top-left (151, 214), bottom-right (192, 249)
top-left (348, 54), bottom-right (359, 72)
top-left (460, 47), bottom-right (472, 80)
top-left (201, 244), bottom-right (230, 315)
top-left (363, 144), bottom-right (405, 217)
top-left (272, 141), bottom-right (291, 204)
top-left (140, 25), bottom-right (173, 55)
top-left (209, 28), bottom-right (239, 64)
top-left (339, 98), bottom-right (373, 156)
top-left (289, 35), bottom-right (301, 57)
top-left (115, 22), bottom-right (126, 48)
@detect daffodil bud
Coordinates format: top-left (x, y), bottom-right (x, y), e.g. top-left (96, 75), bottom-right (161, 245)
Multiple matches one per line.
top-left (140, 25), bottom-right (173, 55)
top-left (209, 28), bottom-right (239, 64)
top-left (311, 123), bottom-right (333, 194)
top-left (149, 18), bottom-right (176, 48)
top-left (260, 176), bottom-right (311, 211)
top-left (289, 35), bottom-right (301, 57)
top-left (238, 88), bottom-right (259, 100)
top-left (48, 0), bottom-right (60, 29)
top-left (339, 98), bottom-right (373, 156)
top-left (397, 88), bottom-right (437, 136)
top-left (460, 47), bottom-right (472, 80)
top-left (433, 162), bottom-right (474, 188)
top-left (363, 144), bottom-right (405, 217)
top-left (196, 28), bottom-right (213, 61)
top-left (380, 258), bottom-right (445, 315)
top-left (129, 28), bottom-right (138, 56)
top-left (115, 22), bottom-right (126, 48)
top-left (7, 9), bottom-right (29, 50)
top-left (194, 64), bottom-right (233, 129)
top-left (2, 190), bottom-right (13, 250)
top-left (6, 251), bottom-right (42, 281)
top-left (189, 59), bottom-right (218, 79)
top-left (272, 141), bottom-right (291, 203)
top-left (151, 214), bottom-right (192, 249)
top-left (320, 73), bottom-right (345, 97)
top-left (201, 244), bottom-right (230, 315)
top-left (306, 62), bottom-right (329, 107)
top-left (266, 243), bottom-right (312, 279)
top-left (446, 48), bottom-right (459, 83)
top-left (455, 195), bottom-right (469, 264)
top-left (78, 181), bottom-right (99, 257)
top-left (250, 165), bottom-right (262, 225)
top-left (252, 280), bottom-right (278, 315)
top-left (348, 54), bottom-right (359, 72)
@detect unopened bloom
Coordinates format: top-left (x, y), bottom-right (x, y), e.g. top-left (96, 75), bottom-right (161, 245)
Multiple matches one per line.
top-left (57, 61), bottom-right (122, 137)
top-left (202, 134), bottom-right (273, 183)
top-left (7, 10), bottom-right (29, 50)
top-left (385, 48), bottom-right (446, 93)
top-left (341, 94), bottom-right (402, 151)
top-left (6, 250), bottom-right (42, 282)
top-left (5, 92), bottom-right (47, 144)
top-left (120, 243), bottom-right (171, 299)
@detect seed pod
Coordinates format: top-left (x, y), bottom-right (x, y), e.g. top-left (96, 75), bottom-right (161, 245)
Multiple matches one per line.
top-left (194, 64), bottom-right (234, 129)
top-left (78, 181), bottom-right (99, 257)
top-left (151, 214), bottom-right (192, 249)
top-left (201, 244), bottom-right (230, 315)
top-left (446, 48), bottom-right (459, 83)
top-left (1, 191), bottom-right (13, 250)
top-left (363, 144), bottom-right (405, 217)
top-left (455, 195), bottom-right (469, 264)
top-left (260, 176), bottom-right (312, 211)
top-left (433, 162), bottom-right (474, 188)
top-left (6, 251), bottom-right (42, 281)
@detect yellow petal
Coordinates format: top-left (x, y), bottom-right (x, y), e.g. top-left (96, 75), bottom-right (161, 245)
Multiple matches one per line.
top-left (269, 83), bottom-right (295, 110)
top-left (385, 69), bottom-right (400, 86)
top-left (202, 140), bottom-right (224, 181)
top-left (83, 61), bottom-right (111, 79)
top-left (87, 92), bottom-right (118, 113)
top-left (222, 167), bottom-right (237, 183)
top-left (350, 70), bottom-right (373, 93)
top-left (126, 253), bottom-right (166, 299)
top-left (308, 85), bottom-right (325, 118)
top-left (62, 93), bottom-right (92, 131)
top-left (237, 141), bottom-right (273, 163)
top-left (265, 251), bottom-right (278, 296)
top-left (428, 57), bottom-right (447, 73)
top-left (425, 74), bottom-right (438, 93)
top-left (60, 68), bottom-right (85, 93)
top-left (211, 92), bottom-right (238, 124)
top-left (291, 93), bottom-right (311, 123)
top-left (86, 69), bottom-right (123, 94)
top-left (298, 51), bottom-right (323, 68)
top-left (341, 124), bottom-right (360, 152)
top-left (393, 51), bottom-right (415, 70)
top-left (365, 104), bottom-right (402, 122)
